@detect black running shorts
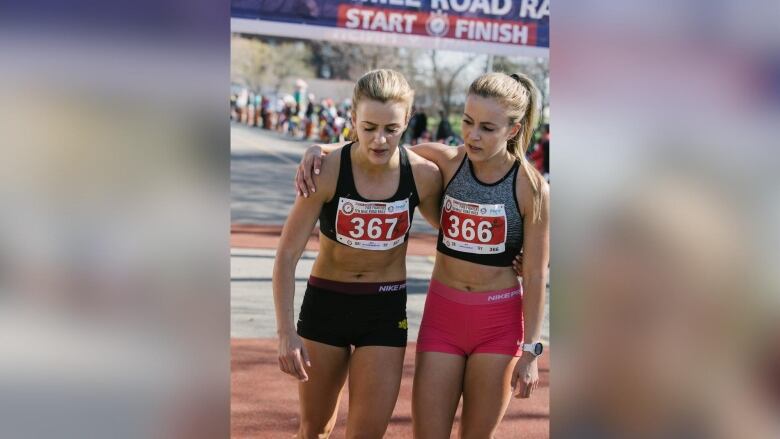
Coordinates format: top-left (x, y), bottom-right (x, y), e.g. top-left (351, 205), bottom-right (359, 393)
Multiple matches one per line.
top-left (296, 277), bottom-right (408, 348)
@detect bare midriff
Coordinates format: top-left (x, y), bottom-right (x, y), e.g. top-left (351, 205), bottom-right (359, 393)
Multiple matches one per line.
top-left (310, 234), bottom-right (407, 283)
top-left (432, 252), bottom-right (519, 292)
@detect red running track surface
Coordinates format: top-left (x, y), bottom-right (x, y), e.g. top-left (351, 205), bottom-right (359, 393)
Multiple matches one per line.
top-left (232, 338), bottom-right (549, 438)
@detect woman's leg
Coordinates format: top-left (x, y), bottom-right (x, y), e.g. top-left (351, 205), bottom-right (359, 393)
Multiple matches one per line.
top-left (412, 351), bottom-right (467, 439)
top-left (344, 346), bottom-right (406, 439)
top-left (297, 338), bottom-right (350, 439)
top-left (459, 353), bottom-right (518, 439)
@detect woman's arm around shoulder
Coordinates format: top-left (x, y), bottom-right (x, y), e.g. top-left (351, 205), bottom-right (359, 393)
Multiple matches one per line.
top-left (296, 141), bottom-right (349, 197)
top-left (408, 142), bottom-right (463, 172)
top-left (407, 149), bottom-right (443, 229)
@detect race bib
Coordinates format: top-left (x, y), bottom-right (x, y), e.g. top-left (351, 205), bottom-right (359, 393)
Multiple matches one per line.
top-left (335, 197), bottom-right (410, 250)
top-left (440, 195), bottom-right (507, 254)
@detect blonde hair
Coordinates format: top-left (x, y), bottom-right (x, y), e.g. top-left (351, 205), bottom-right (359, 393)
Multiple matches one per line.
top-left (348, 69), bottom-right (415, 141)
top-left (468, 72), bottom-right (544, 222)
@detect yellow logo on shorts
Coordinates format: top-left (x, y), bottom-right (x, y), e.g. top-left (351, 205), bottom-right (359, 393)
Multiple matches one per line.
top-left (398, 319), bottom-right (408, 330)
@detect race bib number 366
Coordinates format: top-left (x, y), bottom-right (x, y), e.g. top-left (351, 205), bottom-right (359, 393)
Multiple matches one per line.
top-left (441, 195), bottom-right (507, 254)
top-left (335, 198), bottom-right (410, 250)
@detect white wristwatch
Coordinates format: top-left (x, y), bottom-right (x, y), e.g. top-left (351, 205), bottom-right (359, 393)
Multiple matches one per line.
top-left (521, 342), bottom-right (544, 357)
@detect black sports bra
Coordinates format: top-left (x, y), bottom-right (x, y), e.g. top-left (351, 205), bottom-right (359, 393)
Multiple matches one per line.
top-left (319, 143), bottom-right (420, 251)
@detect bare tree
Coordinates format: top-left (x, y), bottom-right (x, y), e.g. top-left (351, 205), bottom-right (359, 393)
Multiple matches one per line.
top-left (231, 35), bottom-right (315, 94)
top-left (268, 42), bottom-right (315, 93)
top-left (493, 56), bottom-right (549, 108)
top-left (231, 35), bottom-right (271, 92)
top-left (309, 42), bottom-right (408, 81)
top-left (429, 50), bottom-right (479, 116)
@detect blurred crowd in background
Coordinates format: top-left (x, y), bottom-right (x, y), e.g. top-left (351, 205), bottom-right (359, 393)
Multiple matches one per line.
top-left (231, 81), bottom-right (353, 145)
top-left (231, 80), bottom-right (550, 179)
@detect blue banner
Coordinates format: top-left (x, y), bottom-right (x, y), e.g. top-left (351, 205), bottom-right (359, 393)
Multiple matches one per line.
top-left (232, 0), bottom-right (549, 51)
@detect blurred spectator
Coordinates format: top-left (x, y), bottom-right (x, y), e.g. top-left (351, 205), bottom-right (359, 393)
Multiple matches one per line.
top-left (288, 103), bottom-right (300, 137)
top-left (235, 88), bottom-right (248, 123)
top-left (435, 110), bottom-right (454, 143)
top-left (318, 99), bottom-right (334, 142)
top-left (408, 107), bottom-right (428, 144)
top-left (278, 99), bottom-right (293, 133)
top-left (230, 93), bottom-right (237, 120)
top-left (402, 105), bottom-right (416, 144)
top-left (304, 94), bottom-right (315, 139)
top-left (260, 96), bottom-right (271, 129)
top-left (333, 110), bottom-right (346, 142)
top-left (253, 93), bottom-right (262, 127)
top-left (293, 79), bottom-right (307, 110)
top-left (528, 123), bottom-right (549, 177)
top-left (246, 91), bottom-right (256, 127)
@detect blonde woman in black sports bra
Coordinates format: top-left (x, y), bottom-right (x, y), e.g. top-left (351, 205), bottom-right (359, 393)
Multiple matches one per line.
top-left (273, 69), bottom-right (441, 439)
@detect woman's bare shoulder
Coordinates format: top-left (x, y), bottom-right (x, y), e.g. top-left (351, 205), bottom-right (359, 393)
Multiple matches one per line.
top-left (516, 162), bottom-right (550, 213)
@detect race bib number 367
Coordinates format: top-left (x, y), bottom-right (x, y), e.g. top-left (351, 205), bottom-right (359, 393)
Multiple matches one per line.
top-left (441, 195), bottom-right (507, 254)
top-left (335, 198), bottom-right (410, 250)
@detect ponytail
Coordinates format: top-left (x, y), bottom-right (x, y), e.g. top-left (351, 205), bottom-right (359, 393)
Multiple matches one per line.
top-left (509, 73), bottom-right (544, 223)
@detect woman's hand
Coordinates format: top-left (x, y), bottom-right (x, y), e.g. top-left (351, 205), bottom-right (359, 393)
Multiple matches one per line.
top-left (511, 353), bottom-right (539, 398)
top-left (278, 330), bottom-right (311, 382)
top-left (512, 251), bottom-right (524, 277)
top-left (295, 145), bottom-right (325, 198)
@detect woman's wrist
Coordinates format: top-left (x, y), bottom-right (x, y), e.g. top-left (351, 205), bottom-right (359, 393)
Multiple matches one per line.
top-left (520, 351), bottom-right (538, 361)
top-left (277, 325), bottom-right (297, 338)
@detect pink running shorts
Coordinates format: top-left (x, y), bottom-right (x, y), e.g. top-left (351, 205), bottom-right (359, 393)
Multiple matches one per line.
top-left (416, 279), bottom-right (524, 357)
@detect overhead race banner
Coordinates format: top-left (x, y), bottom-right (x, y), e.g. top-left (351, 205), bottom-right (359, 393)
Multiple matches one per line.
top-left (231, 0), bottom-right (548, 58)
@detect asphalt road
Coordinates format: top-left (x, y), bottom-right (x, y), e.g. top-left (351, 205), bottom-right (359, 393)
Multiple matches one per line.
top-left (230, 123), bottom-right (437, 235)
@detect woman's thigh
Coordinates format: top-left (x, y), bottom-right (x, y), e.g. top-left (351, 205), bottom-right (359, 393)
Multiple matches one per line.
top-left (345, 346), bottom-right (406, 439)
top-left (297, 338), bottom-right (350, 435)
top-left (412, 351), bottom-right (467, 439)
top-left (459, 353), bottom-right (518, 439)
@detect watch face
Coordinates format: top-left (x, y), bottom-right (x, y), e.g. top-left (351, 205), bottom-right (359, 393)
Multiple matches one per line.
top-left (534, 343), bottom-right (543, 356)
